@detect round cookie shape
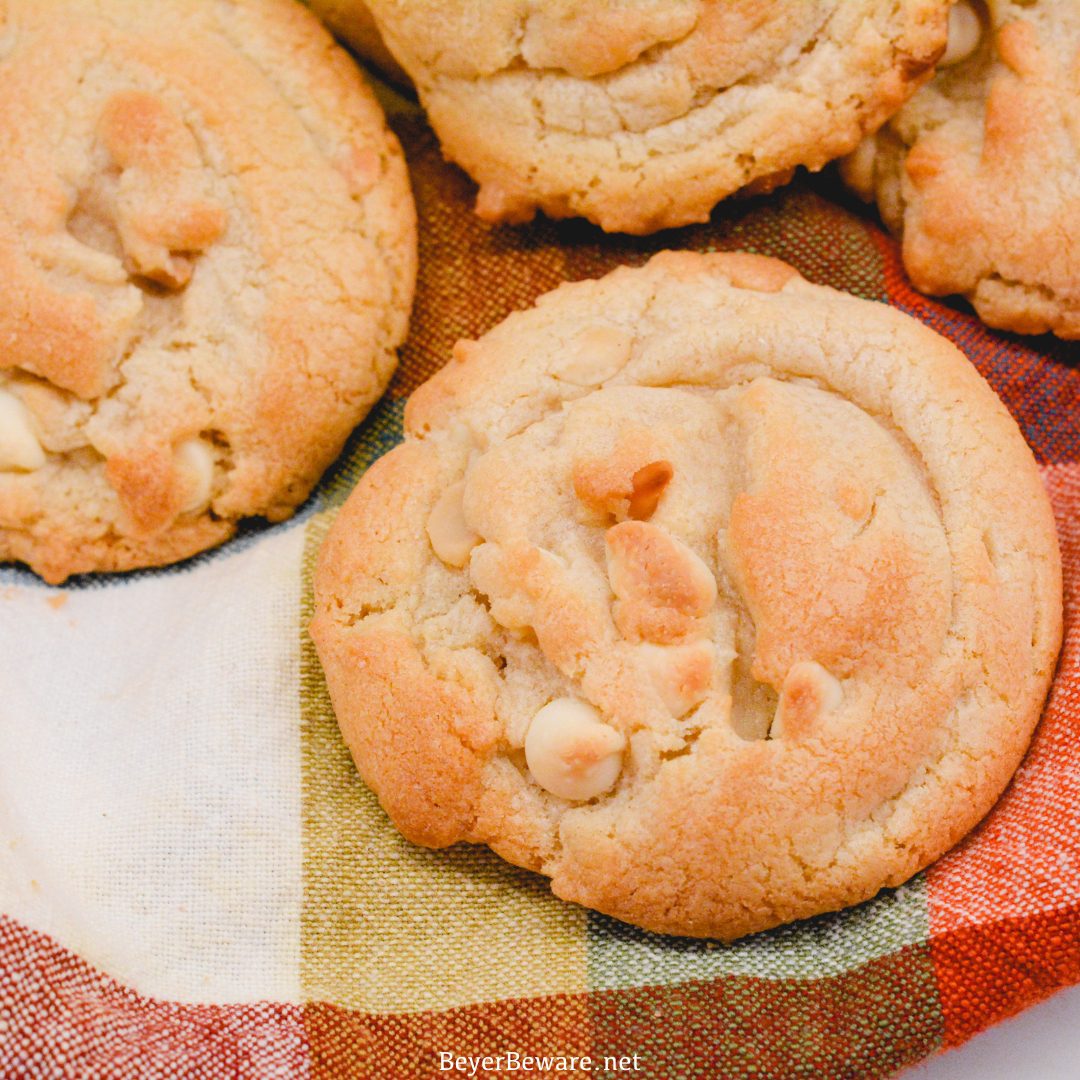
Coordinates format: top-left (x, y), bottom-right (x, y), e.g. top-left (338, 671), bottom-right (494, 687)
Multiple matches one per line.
top-left (842, 0), bottom-right (1080, 339)
top-left (0, 0), bottom-right (416, 583)
top-left (358, 0), bottom-right (950, 233)
top-left (312, 252), bottom-right (1062, 941)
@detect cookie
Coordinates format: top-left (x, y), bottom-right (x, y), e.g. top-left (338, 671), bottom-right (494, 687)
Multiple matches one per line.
top-left (356, 0), bottom-right (950, 234)
top-left (0, 0), bottom-right (416, 583)
top-left (306, 0), bottom-right (410, 86)
top-left (311, 252), bottom-right (1062, 941)
top-left (842, 0), bottom-right (1080, 338)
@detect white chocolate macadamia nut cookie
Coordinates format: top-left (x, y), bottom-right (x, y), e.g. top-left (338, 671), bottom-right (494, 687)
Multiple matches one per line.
top-left (0, 0), bottom-right (416, 583)
top-left (842, 0), bottom-right (1080, 338)
top-left (312, 253), bottom-right (1062, 940)
top-left (358, 0), bottom-right (951, 233)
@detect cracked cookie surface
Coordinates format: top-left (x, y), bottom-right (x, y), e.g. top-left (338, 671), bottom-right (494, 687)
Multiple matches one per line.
top-left (311, 252), bottom-right (1062, 940)
top-left (843, 0), bottom-right (1080, 338)
top-left (355, 0), bottom-right (949, 233)
top-left (0, 0), bottom-right (416, 583)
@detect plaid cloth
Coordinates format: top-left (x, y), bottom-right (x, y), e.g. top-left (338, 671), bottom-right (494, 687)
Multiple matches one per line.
top-left (2, 81), bottom-right (1079, 1080)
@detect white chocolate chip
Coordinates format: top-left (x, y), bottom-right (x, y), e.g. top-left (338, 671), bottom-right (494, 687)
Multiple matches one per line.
top-left (771, 661), bottom-right (843, 739)
top-left (524, 698), bottom-right (626, 801)
top-left (0, 389), bottom-right (47, 472)
top-left (427, 480), bottom-right (479, 568)
top-left (550, 326), bottom-right (633, 386)
top-left (175, 437), bottom-right (215, 514)
top-left (941, 0), bottom-right (981, 66)
top-left (637, 640), bottom-right (718, 717)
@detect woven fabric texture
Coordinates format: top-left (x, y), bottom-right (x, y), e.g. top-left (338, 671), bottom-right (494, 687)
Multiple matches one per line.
top-left (1, 83), bottom-right (1079, 1080)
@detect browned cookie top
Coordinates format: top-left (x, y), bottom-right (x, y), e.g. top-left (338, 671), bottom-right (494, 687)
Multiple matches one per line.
top-left (312, 252), bottom-right (1061, 940)
top-left (844, 0), bottom-right (1080, 339)
top-left (359, 0), bottom-right (948, 233)
top-left (0, 0), bottom-right (416, 582)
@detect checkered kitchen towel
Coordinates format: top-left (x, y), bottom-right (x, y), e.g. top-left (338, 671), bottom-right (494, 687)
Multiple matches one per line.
top-left (2, 81), bottom-right (1079, 1080)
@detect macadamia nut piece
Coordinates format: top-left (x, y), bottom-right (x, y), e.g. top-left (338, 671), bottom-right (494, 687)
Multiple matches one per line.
top-left (175, 437), bottom-right (215, 514)
top-left (941, 0), bottom-right (981, 66)
top-left (427, 480), bottom-right (480, 567)
top-left (0, 389), bottom-right (47, 472)
top-left (550, 326), bottom-right (633, 386)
